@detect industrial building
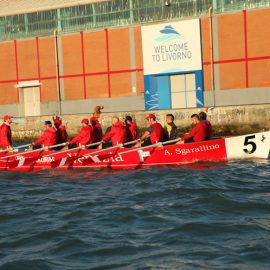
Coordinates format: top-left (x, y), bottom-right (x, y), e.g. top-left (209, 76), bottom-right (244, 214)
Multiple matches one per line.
top-left (0, 0), bottom-right (269, 117)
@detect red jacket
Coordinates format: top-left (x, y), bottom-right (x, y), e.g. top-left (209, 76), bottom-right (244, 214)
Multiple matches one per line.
top-left (69, 125), bottom-right (94, 146)
top-left (92, 126), bottom-right (103, 143)
top-left (103, 121), bottom-right (126, 146)
top-left (33, 127), bottom-right (57, 147)
top-left (126, 122), bottom-right (138, 142)
top-left (182, 121), bottom-right (207, 142)
top-left (0, 123), bottom-right (12, 149)
top-left (149, 122), bottom-right (164, 144)
top-left (95, 120), bottom-right (102, 128)
top-left (204, 120), bottom-right (212, 140)
top-left (55, 125), bottom-right (68, 144)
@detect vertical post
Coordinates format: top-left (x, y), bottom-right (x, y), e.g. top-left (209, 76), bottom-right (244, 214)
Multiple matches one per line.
top-left (208, 7), bottom-right (215, 107)
top-left (129, 0), bottom-right (134, 24)
top-left (35, 37), bottom-right (42, 102)
top-left (24, 14), bottom-right (28, 35)
top-left (57, 9), bottom-right (62, 32)
top-left (92, 4), bottom-right (96, 27)
top-left (105, 28), bottom-right (111, 98)
top-left (220, 0), bottom-right (225, 12)
top-left (80, 31), bottom-right (87, 99)
top-left (243, 10), bottom-right (249, 88)
top-left (14, 40), bottom-right (20, 103)
top-left (212, 0), bottom-right (217, 11)
top-left (54, 30), bottom-right (62, 115)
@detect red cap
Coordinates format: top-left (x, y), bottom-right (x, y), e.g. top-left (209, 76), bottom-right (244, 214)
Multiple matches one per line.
top-left (54, 119), bottom-right (62, 125)
top-left (146, 113), bottom-right (156, 120)
top-left (90, 116), bottom-right (97, 122)
top-left (3, 115), bottom-right (12, 121)
top-left (81, 118), bottom-right (89, 124)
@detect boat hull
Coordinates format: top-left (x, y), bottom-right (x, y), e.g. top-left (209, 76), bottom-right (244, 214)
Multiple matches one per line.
top-left (0, 131), bottom-right (269, 172)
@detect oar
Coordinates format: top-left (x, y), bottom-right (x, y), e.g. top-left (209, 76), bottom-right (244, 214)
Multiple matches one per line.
top-left (118, 138), bottom-right (180, 156)
top-left (0, 143), bottom-right (31, 153)
top-left (0, 142), bottom-right (67, 160)
top-left (16, 139), bottom-right (139, 168)
top-left (42, 141), bottom-right (102, 158)
top-left (79, 138), bottom-right (179, 165)
top-left (82, 139), bottom-right (139, 162)
top-left (58, 139), bottom-right (139, 166)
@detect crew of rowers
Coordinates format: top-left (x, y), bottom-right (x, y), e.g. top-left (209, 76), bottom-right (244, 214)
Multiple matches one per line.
top-left (0, 112), bottom-right (212, 151)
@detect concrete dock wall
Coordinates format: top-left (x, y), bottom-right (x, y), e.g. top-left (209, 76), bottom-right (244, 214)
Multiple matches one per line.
top-left (10, 104), bottom-right (270, 142)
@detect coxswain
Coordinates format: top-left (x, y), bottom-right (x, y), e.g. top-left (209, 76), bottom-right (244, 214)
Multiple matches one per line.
top-left (125, 115), bottom-right (138, 142)
top-left (163, 114), bottom-right (178, 141)
top-left (92, 105), bottom-right (104, 119)
top-left (29, 121), bottom-right (57, 150)
top-left (67, 118), bottom-right (94, 148)
top-left (54, 118), bottom-right (68, 144)
top-left (177, 114), bottom-right (207, 144)
top-left (199, 111), bottom-right (212, 140)
top-left (98, 116), bottom-right (126, 149)
top-left (135, 114), bottom-right (163, 147)
top-left (0, 115), bottom-right (13, 150)
top-left (90, 117), bottom-right (103, 143)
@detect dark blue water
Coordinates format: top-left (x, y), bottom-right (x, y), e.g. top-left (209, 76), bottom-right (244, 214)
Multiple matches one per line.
top-left (1, 161), bottom-right (270, 270)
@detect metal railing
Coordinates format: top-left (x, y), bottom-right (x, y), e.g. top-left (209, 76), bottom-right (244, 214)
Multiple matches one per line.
top-left (0, 0), bottom-right (269, 41)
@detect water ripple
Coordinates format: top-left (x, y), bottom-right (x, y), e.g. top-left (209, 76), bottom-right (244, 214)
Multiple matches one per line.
top-left (0, 161), bottom-right (270, 269)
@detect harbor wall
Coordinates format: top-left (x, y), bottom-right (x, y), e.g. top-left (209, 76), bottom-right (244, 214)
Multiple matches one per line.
top-left (10, 104), bottom-right (270, 142)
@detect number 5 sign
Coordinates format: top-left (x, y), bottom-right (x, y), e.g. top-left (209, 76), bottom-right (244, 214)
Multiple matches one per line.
top-left (225, 132), bottom-right (270, 160)
top-left (243, 135), bottom-right (257, 154)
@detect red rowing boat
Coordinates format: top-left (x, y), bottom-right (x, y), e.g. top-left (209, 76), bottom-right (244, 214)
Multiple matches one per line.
top-left (0, 131), bottom-right (269, 172)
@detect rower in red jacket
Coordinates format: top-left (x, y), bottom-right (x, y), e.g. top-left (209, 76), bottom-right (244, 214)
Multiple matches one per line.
top-left (30, 121), bottom-right (57, 148)
top-left (0, 115), bottom-right (13, 150)
top-left (90, 117), bottom-right (103, 143)
top-left (177, 114), bottom-right (207, 144)
top-left (135, 114), bottom-right (163, 147)
top-left (68, 118), bottom-right (94, 147)
top-left (125, 115), bottom-right (138, 142)
top-left (54, 118), bottom-right (68, 144)
top-left (98, 116), bottom-right (126, 148)
top-left (199, 111), bottom-right (212, 140)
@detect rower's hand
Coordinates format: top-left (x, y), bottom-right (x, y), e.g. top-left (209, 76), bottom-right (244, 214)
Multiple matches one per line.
top-left (28, 145), bottom-right (34, 151)
top-left (97, 144), bottom-right (103, 150)
top-left (6, 146), bottom-right (13, 151)
top-left (176, 139), bottom-right (184, 144)
top-left (134, 142), bottom-right (142, 148)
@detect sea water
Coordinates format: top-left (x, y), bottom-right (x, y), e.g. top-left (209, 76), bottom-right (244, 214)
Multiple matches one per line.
top-left (0, 161), bottom-right (270, 269)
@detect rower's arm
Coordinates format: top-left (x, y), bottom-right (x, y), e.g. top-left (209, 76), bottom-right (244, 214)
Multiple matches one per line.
top-left (140, 131), bottom-right (150, 141)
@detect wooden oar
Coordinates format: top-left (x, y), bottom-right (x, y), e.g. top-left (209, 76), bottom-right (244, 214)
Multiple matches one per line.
top-left (42, 141), bottom-right (102, 158)
top-left (0, 143), bottom-right (31, 153)
top-left (0, 142), bottom-right (67, 160)
top-left (118, 138), bottom-right (180, 156)
top-left (17, 139), bottom-right (139, 168)
top-left (82, 140), bottom-right (138, 158)
top-left (79, 138), bottom-right (179, 165)
top-left (58, 139), bottom-right (139, 166)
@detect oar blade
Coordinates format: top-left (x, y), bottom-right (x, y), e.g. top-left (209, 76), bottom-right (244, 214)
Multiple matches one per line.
top-left (89, 155), bottom-right (100, 163)
top-left (59, 157), bottom-right (67, 166)
top-left (17, 157), bottom-right (25, 168)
